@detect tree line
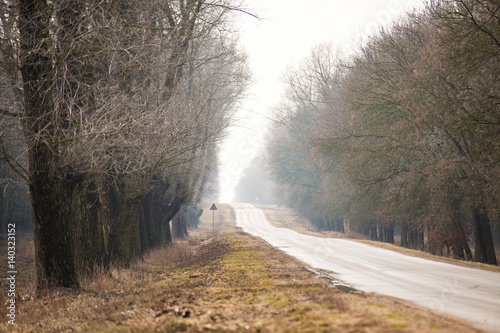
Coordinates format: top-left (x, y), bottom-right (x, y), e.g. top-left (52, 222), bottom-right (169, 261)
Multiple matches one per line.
top-left (266, 0), bottom-right (498, 264)
top-left (0, 0), bottom-right (250, 288)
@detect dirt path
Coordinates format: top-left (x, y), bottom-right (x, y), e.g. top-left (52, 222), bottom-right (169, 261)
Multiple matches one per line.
top-left (0, 203), bottom-right (486, 332)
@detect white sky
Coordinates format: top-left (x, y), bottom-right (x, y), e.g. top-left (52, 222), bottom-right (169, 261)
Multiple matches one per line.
top-left (218, 0), bottom-right (424, 203)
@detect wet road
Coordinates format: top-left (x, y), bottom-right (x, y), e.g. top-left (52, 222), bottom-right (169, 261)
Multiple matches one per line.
top-left (231, 203), bottom-right (500, 332)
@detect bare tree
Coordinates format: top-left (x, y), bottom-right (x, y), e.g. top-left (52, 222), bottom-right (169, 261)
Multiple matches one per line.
top-left (266, 44), bottom-right (347, 232)
top-left (1, 0), bottom-right (250, 288)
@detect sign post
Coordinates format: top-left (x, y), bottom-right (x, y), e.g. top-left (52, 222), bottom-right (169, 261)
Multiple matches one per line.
top-left (209, 203), bottom-right (217, 235)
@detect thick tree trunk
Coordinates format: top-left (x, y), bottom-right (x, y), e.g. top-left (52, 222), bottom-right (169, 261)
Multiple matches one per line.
top-left (20, 0), bottom-right (79, 288)
top-left (473, 205), bottom-right (497, 265)
top-left (172, 209), bottom-right (189, 239)
top-left (71, 175), bottom-right (108, 276)
top-left (163, 203), bottom-right (180, 244)
top-left (186, 206), bottom-right (203, 229)
top-left (150, 182), bottom-right (184, 247)
top-left (151, 196), bottom-right (179, 247)
top-left (107, 182), bottom-right (142, 266)
top-left (30, 168), bottom-right (79, 288)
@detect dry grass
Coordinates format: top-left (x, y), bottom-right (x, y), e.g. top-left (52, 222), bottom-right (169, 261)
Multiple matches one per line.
top-left (257, 204), bottom-right (500, 273)
top-left (78, 242), bottom-right (193, 292)
top-left (0, 203), bottom-right (488, 332)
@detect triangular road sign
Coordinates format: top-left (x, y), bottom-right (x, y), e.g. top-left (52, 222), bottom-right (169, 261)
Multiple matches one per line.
top-left (210, 203), bottom-right (217, 210)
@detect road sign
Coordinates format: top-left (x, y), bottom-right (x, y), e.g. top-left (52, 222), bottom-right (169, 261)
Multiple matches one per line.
top-left (210, 203), bottom-right (217, 235)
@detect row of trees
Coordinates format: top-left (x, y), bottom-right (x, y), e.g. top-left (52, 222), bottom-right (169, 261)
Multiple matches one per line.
top-left (0, 0), bottom-right (250, 288)
top-left (266, 0), bottom-right (498, 264)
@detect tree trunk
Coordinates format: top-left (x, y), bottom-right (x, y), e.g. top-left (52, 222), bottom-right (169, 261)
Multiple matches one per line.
top-left (107, 182), bottom-right (142, 266)
top-left (139, 192), bottom-right (154, 254)
top-left (400, 222), bottom-right (409, 248)
top-left (473, 205), bottom-right (497, 265)
top-left (186, 206), bottom-right (203, 229)
top-left (464, 243), bottom-right (473, 261)
top-left (150, 183), bottom-right (183, 247)
top-left (30, 169), bottom-right (79, 288)
top-left (71, 175), bottom-right (108, 276)
top-left (20, 0), bottom-right (79, 288)
top-left (172, 209), bottom-right (189, 239)
top-left (160, 203), bottom-right (180, 245)
top-left (368, 221), bottom-right (378, 241)
top-left (450, 221), bottom-right (472, 261)
top-left (409, 228), bottom-right (417, 249)
top-left (336, 218), bottom-right (345, 234)
top-left (0, 184), bottom-right (9, 241)
top-left (417, 228), bottom-right (425, 250)
top-left (381, 224), bottom-right (394, 244)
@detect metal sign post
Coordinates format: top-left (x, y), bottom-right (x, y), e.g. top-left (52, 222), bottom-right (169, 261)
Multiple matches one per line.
top-left (209, 203), bottom-right (217, 235)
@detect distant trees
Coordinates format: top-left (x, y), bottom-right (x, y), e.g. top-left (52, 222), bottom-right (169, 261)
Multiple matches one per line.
top-left (0, 0), bottom-right (249, 288)
top-left (266, 0), bottom-right (498, 264)
top-left (267, 44), bottom-right (346, 232)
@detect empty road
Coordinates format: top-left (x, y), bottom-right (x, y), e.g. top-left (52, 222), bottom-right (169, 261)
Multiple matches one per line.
top-left (231, 203), bottom-right (500, 332)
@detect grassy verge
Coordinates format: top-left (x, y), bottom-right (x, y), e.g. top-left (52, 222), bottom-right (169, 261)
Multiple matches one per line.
top-left (256, 204), bottom-right (500, 273)
top-left (0, 203), bottom-right (485, 332)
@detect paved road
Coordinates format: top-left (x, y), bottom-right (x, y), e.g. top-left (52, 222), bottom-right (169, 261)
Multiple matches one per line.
top-left (231, 203), bottom-right (500, 332)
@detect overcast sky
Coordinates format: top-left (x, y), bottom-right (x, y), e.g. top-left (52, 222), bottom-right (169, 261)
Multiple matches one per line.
top-left (218, 0), bottom-right (424, 203)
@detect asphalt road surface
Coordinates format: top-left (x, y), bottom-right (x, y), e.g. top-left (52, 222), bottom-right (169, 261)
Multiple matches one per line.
top-left (231, 203), bottom-right (500, 332)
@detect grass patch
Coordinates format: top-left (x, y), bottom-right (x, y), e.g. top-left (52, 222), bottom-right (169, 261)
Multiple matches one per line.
top-left (430, 322), bottom-right (443, 329)
top-left (366, 302), bottom-right (386, 308)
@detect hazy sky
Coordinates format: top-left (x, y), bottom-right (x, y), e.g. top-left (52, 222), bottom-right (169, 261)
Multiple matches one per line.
top-left (218, 0), bottom-right (424, 203)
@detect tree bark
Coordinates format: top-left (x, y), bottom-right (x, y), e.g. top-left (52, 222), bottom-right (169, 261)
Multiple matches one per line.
top-left (20, 0), bottom-right (79, 288)
top-left (106, 181), bottom-right (142, 266)
top-left (380, 223), bottom-right (394, 244)
top-left (139, 192), bottom-right (154, 254)
top-left (186, 206), bottom-right (203, 229)
top-left (172, 208), bottom-right (189, 239)
top-left (400, 222), bottom-right (409, 248)
top-left (336, 218), bottom-right (345, 234)
top-left (71, 175), bottom-right (108, 276)
top-left (368, 221), bottom-right (378, 241)
top-left (151, 190), bottom-right (181, 247)
top-left (473, 205), bottom-right (497, 265)
top-left (0, 183), bottom-right (10, 246)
